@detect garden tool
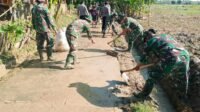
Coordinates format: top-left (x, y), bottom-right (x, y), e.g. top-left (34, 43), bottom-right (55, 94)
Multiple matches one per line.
top-left (120, 63), bottom-right (155, 73)
top-left (120, 63), bottom-right (155, 84)
top-left (107, 35), bottom-right (120, 45)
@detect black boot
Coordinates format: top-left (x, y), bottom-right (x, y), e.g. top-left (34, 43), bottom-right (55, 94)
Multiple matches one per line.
top-left (38, 50), bottom-right (44, 62)
top-left (47, 47), bottom-right (54, 61)
top-left (135, 78), bottom-right (154, 98)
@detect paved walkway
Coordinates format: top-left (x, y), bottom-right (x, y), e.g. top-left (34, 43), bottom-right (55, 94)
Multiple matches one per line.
top-left (0, 27), bottom-right (124, 112)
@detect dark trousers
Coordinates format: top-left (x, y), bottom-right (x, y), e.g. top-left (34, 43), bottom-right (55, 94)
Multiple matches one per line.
top-left (80, 15), bottom-right (88, 21)
top-left (36, 32), bottom-right (54, 58)
top-left (102, 16), bottom-right (108, 34)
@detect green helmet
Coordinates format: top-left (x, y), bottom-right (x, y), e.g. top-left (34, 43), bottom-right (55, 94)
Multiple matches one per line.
top-left (117, 13), bottom-right (126, 23)
top-left (143, 28), bottom-right (157, 42)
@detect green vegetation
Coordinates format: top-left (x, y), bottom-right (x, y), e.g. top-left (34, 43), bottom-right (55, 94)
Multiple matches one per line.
top-left (0, 19), bottom-right (30, 45)
top-left (131, 101), bottom-right (158, 112)
top-left (55, 12), bottom-right (77, 28)
top-left (66, 0), bottom-right (155, 16)
top-left (150, 4), bottom-right (200, 15)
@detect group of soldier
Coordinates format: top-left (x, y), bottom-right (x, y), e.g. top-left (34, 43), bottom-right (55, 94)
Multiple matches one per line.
top-left (32, 0), bottom-right (190, 100)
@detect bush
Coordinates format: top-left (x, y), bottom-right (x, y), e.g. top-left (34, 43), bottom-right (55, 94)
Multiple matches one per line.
top-left (131, 102), bottom-right (157, 112)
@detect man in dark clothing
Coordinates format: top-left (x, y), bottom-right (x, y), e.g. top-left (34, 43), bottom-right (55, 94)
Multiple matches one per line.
top-left (101, 1), bottom-right (111, 38)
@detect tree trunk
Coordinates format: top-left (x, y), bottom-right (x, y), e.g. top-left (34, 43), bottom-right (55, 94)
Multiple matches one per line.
top-left (54, 0), bottom-right (62, 20)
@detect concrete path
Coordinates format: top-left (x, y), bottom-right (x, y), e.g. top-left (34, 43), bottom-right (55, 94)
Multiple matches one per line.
top-left (0, 27), bottom-right (124, 112)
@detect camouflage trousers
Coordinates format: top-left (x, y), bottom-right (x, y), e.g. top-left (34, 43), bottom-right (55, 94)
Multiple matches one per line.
top-left (137, 51), bottom-right (190, 98)
top-left (36, 32), bottom-right (54, 58)
top-left (65, 35), bottom-right (77, 66)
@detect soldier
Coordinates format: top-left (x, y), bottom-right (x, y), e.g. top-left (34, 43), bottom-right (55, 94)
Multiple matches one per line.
top-left (107, 14), bottom-right (144, 51)
top-left (31, 0), bottom-right (57, 61)
top-left (132, 31), bottom-right (190, 99)
top-left (109, 12), bottom-right (119, 36)
top-left (120, 15), bottom-right (144, 51)
top-left (64, 19), bottom-right (95, 69)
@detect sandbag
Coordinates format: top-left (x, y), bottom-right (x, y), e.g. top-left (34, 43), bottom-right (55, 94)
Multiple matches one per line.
top-left (54, 27), bottom-right (69, 52)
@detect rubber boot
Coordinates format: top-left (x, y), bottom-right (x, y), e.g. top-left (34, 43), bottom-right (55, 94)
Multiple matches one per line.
top-left (64, 53), bottom-right (75, 69)
top-left (135, 78), bottom-right (154, 98)
top-left (47, 47), bottom-right (54, 61)
top-left (38, 49), bottom-right (44, 62)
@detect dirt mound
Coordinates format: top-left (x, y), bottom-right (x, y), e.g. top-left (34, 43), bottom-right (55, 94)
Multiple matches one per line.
top-left (188, 57), bottom-right (200, 112)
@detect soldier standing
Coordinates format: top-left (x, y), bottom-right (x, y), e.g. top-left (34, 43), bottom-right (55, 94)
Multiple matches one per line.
top-left (31, 0), bottom-right (57, 61)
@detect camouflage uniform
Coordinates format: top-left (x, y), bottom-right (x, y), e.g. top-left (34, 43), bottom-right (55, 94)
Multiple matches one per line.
top-left (31, 3), bottom-right (55, 60)
top-left (121, 17), bottom-right (144, 50)
top-left (137, 34), bottom-right (190, 98)
top-left (65, 19), bottom-right (91, 68)
top-left (109, 12), bottom-right (118, 35)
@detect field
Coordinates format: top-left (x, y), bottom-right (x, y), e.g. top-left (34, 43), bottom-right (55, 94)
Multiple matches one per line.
top-left (139, 4), bottom-right (200, 111)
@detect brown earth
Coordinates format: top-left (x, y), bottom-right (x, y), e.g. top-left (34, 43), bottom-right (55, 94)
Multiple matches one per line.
top-left (138, 5), bottom-right (200, 112)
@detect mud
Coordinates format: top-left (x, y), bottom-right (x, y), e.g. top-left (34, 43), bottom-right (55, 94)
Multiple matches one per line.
top-left (139, 6), bottom-right (200, 112)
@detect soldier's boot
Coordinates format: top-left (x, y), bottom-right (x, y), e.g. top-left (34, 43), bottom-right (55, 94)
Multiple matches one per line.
top-left (72, 53), bottom-right (79, 65)
top-left (102, 30), bottom-right (106, 38)
top-left (64, 54), bottom-right (74, 69)
top-left (47, 47), bottom-right (54, 61)
top-left (38, 50), bottom-right (44, 62)
top-left (135, 79), bottom-right (154, 99)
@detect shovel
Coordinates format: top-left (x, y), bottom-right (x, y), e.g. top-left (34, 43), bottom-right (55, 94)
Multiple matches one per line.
top-left (120, 63), bottom-right (155, 85)
top-left (120, 63), bottom-right (155, 73)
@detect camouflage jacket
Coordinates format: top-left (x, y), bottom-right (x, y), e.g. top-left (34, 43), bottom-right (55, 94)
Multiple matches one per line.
top-left (31, 4), bottom-right (55, 33)
top-left (144, 34), bottom-right (189, 64)
top-left (121, 17), bottom-right (143, 31)
top-left (66, 19), bottom-right (90, 38)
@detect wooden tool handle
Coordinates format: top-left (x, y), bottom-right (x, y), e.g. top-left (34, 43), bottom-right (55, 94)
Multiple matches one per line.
top-left (121, 63), bottom-right (154, 73)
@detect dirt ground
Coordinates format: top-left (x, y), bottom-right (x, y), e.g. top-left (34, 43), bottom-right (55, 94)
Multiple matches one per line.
top-left (138, 5), bottom-right (200, 112)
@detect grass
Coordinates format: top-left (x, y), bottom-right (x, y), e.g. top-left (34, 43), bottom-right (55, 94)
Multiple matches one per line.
top-left (150, 4), bottom-right (200, 16)
top-left (0, 40), bottom-right (36, 65)
top-left (55, 11), bottom-right (77, 29)
top-left (131, 101), bottom-right (158, 112)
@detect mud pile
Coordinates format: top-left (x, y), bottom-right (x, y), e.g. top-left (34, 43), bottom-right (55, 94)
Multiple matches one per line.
top-left (160, 33), bottom-right (200, 112)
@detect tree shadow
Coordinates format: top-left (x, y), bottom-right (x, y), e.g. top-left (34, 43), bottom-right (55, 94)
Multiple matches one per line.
top-left (19, 59), bottom-right (64, 70)
top-left (68, 80), bottom-right (131, 108)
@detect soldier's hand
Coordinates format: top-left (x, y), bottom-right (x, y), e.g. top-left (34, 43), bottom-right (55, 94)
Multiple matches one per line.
top-left (134, 64), bottom-right (141, 71)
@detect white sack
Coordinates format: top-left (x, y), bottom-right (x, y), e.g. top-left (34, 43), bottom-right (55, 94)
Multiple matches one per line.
top-left (54, 27), bottom-right (69, 52)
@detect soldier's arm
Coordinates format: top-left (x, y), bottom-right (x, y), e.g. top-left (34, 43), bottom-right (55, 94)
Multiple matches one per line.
top-left (141, 38), bottom-right (157, 63)
top-left (31, 9), bottom-right (36, 30)
top-left (83, 25), bottom-right (95, 44)
top-left (44, 7), bottom-right (56, 31)
top-left (77, 6), bottom-right (80, 16)
top-left (144, 38), bottom-right (157, 54)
